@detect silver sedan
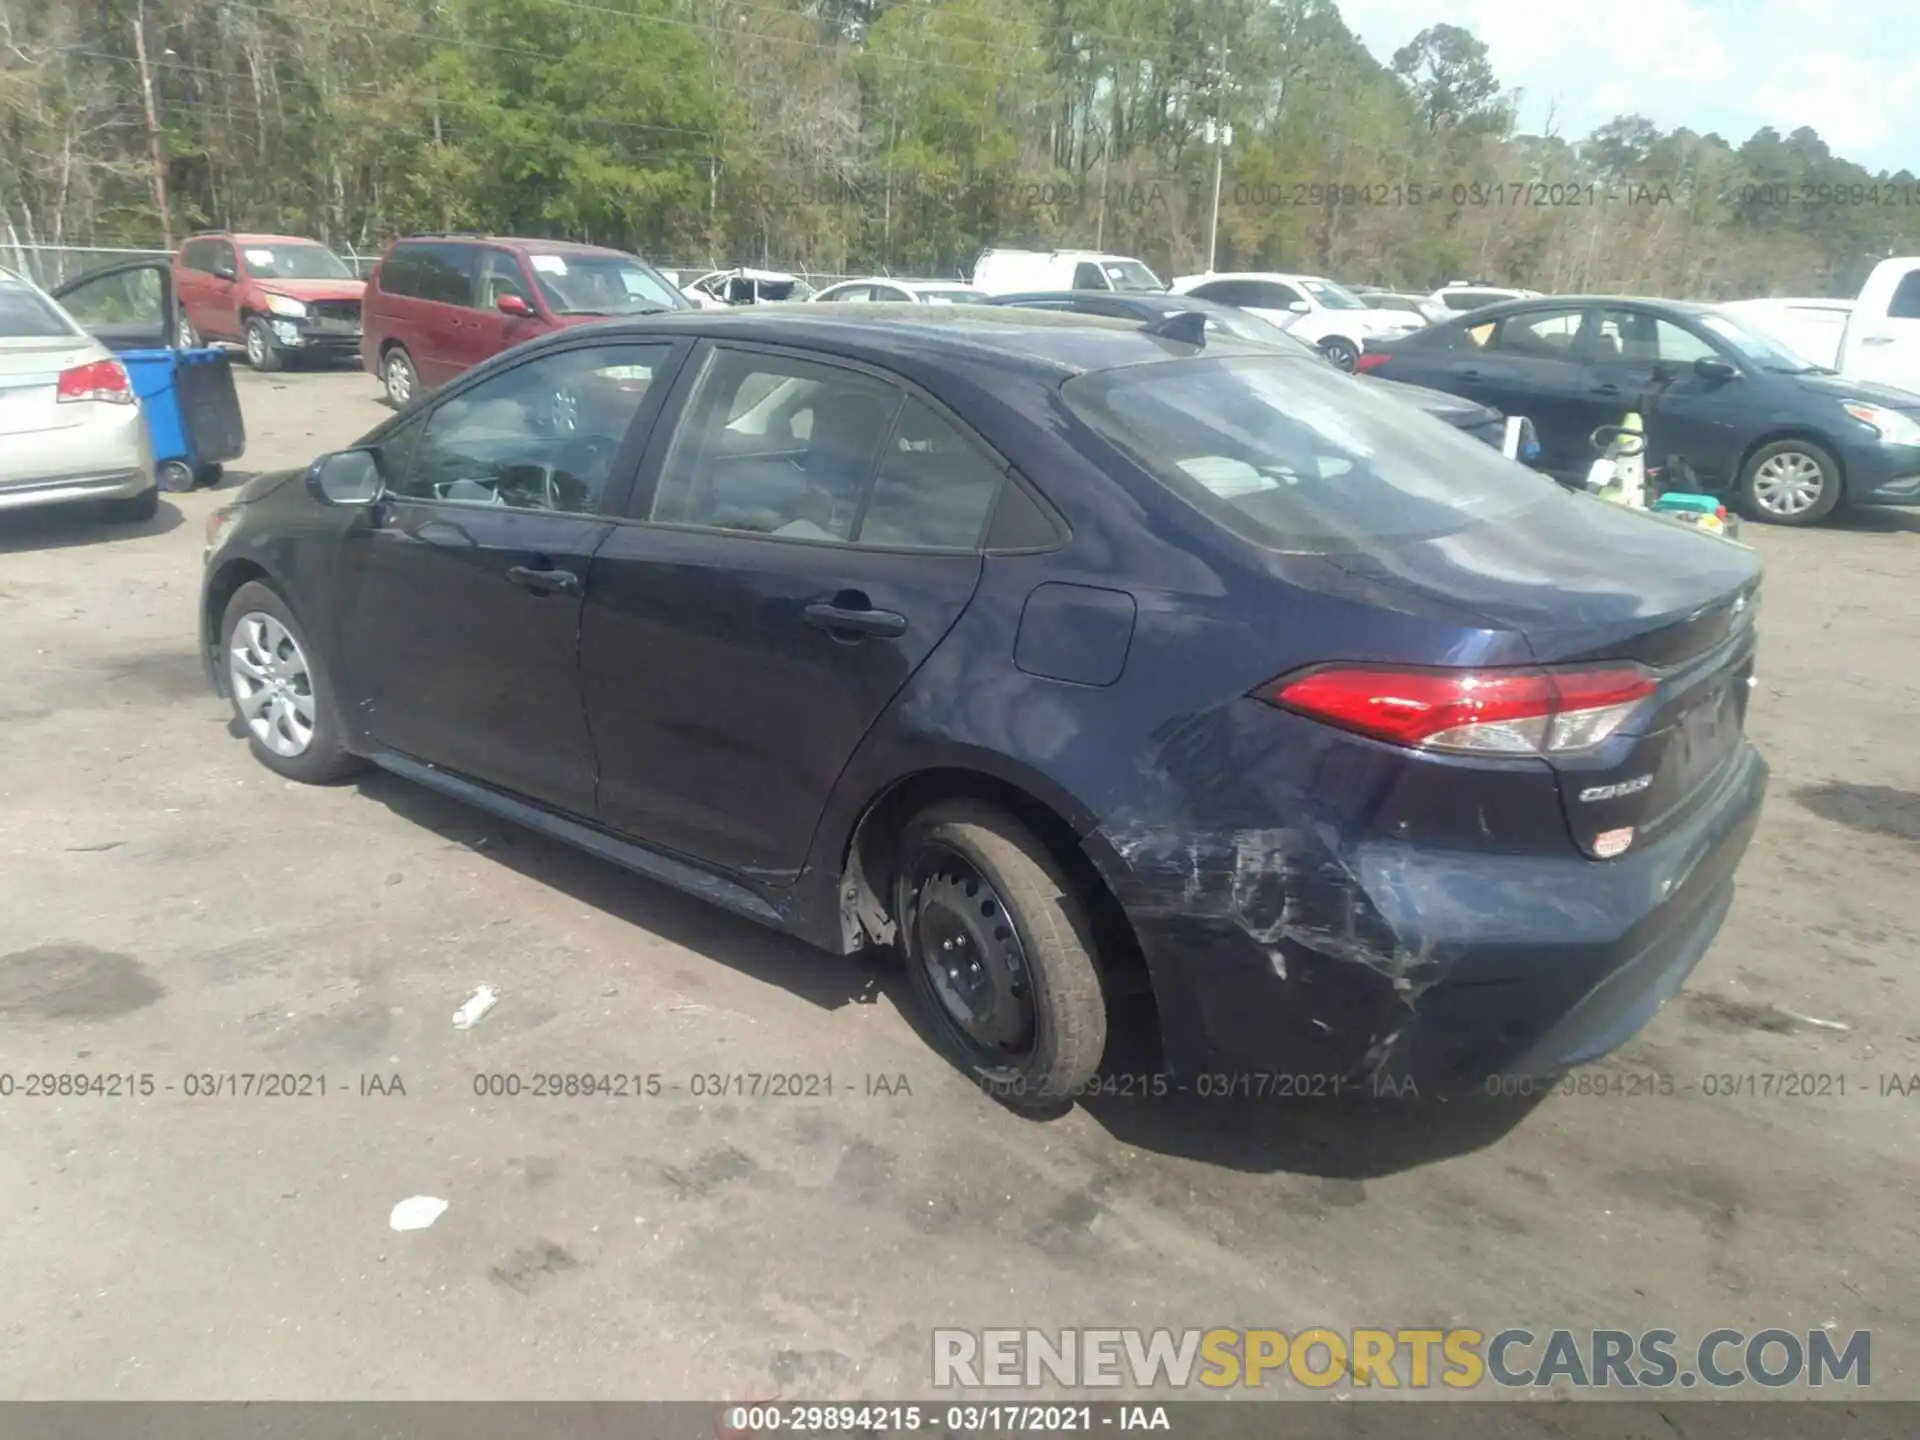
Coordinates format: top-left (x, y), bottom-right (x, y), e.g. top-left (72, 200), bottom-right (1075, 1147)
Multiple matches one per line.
top-left (0, 266), bottom-right (157, 522)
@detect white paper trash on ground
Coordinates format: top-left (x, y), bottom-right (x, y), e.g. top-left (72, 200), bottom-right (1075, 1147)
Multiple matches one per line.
top-left (452, 985), bottom-right (499, 1030)
top-left (389, 1196), bottom-right (448, 1232)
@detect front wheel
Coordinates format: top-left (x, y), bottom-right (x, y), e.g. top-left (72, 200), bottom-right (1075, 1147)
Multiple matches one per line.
top-left (220, 581), bottom-right (362, 784)
top-left (894, 801), bottom-right (1108, 1114)
top-left (1319, 336), bottom-right (1360, 372)
top-left (1739, 439), bottom-right (1842, 525)
top-left (244, 318), bottom-right (283, 372)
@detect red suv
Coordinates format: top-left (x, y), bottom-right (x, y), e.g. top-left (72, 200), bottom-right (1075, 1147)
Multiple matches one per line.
top-left (361, 235), bottom-right (690, 406)
top-left (174, 233), bottom-right (366, 370)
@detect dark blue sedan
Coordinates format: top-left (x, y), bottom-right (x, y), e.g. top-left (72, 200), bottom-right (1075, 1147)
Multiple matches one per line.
top-left (1362, 295), bottom-right (1920, 525)
top-left (199, 304), bottom-right (1766, 1111)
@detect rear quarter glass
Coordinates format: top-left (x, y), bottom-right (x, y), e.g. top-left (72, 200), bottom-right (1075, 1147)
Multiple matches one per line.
top-left (1060, 353), bottom-right (1558, 554)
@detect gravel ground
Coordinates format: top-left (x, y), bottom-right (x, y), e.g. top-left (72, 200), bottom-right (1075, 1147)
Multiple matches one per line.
top-left (1, 364), bottom-right (1916, 1404)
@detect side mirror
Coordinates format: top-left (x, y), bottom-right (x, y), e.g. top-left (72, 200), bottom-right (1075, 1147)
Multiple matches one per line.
top-left (307, 448), bottom-right (384, 506)
top-left (1288, 299), bottom-right (1311, 314)
top-left (497, 292), bottom-right (533, 317)
top-left (1695, 355), bottom-right (1740, 383)
top-left (212, 261), bottom-right (237, 282)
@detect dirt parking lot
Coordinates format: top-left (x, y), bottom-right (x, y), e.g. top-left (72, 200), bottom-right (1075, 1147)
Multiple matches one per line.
top-left (2, 365), bottom-right (1918, 1405)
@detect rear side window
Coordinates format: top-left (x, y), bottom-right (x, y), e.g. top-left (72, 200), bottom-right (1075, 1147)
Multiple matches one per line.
top-left (1487, 308), bottom-right (1587, 361)
top-left (377, 247), bottom-right (426, 297)
top-left (417, 244), bottom-right (479, 306)
top-left (179, 239), bottom-right (211, 273)
top-left (0, 276), bottom-right (78, 338)
top-left (1062, 354), bottom-right (1554, 554)
top-left (651, 349), bottom-right (902, 540)
top-left (1890, 270), bottom-right (1920, 321)
top-left (859, 398), bottom-right (1005, 548)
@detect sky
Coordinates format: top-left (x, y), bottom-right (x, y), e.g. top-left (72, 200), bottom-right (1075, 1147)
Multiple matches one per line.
top-left (1337, 0), bottom-right (1920, 175)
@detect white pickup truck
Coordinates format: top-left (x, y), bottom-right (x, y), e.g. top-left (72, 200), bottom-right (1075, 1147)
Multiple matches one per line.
top-left (1721, 257), bottom-right (1920, 393)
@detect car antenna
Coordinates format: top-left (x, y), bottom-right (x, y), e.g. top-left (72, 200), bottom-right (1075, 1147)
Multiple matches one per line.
top-left (1142, 310), bottom-right (1207, 347)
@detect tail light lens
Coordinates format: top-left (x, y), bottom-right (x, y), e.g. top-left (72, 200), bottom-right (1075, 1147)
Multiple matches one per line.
top-left (1355, 352), bottom-right (1392, 374)
top-left (57, 358), bottom-right (134, 404)
top-left (1264, 664), bottom-right (1657, 756)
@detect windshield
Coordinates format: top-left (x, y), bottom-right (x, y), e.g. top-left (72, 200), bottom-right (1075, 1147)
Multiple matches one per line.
top-left (528, 253), bottom-right (688, 314)
top-left (1701, 312), bottom-right (1824, 372)
top-left (240, 244), bottom-right (354, 281)
top-left (1104, 260), bottom-right (1165, 293)
top-left (0, 276), bottom-right (79, 339)
top-left (1061, 354), bottom-right (1555, 553)
top-left (1299, 278), bottom-right (1366, 310)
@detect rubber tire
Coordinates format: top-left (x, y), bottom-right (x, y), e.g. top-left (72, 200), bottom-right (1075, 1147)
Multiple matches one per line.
top-left (1319, 336), bottom-right (1360, 372)
top-left (382, 346), bottom-right (419, 408)
top-left (100, 485), bottom-right (159, 524)
top-left (1737, 439), bottom-right (1842, 526)
top-left (894, 800), bottom-right (1108, 1114)
top-left (244, 318), bottom-right (283, 372)
top-left (219, 580), bottom-right (363, 785)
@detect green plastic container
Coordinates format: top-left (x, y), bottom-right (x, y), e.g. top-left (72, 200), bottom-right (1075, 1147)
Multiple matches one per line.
top-left (1652, 492), bottom-right (1721, 515)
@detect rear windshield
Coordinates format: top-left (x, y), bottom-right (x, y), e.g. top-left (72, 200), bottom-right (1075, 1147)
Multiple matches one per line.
top-left (1061, 354), bottom-right (1556, 553)
top-left (0, 276), bottom-right (79, 339)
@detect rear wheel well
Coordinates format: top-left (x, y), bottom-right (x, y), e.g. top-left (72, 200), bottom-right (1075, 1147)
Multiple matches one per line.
top-left (840, 767), bottom-right (1154, 1004)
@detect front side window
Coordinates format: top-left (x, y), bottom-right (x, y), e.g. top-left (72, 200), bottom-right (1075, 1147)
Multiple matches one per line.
top-left (650, 349), bottom-right (901, 541)
top-left (1062, 354), bottom-right (1554, 554)
top-left (1595, 309), bottom-right (1718, 366)
top-left (1888, 270), bottom-right (1920, 320)
top-left (414, 245), bottom-right (479, 307)
top-left (386, 342), bottom-right (671, 512)
top-left (1248, 281), bottom-right (1307, 310)
top-left (476, 251), bottom-right (534, 310)
top-left (1103, 259), bottom-right (1164, 292)
top-left (1072, 262), bottom-right (1110, 291)
top-left (237, 243), bottom-right (354, 281)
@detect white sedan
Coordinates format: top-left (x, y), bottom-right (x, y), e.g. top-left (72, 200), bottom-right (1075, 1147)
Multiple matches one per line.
top-left (810, 277), bottom-right (986, 304)
top-left (0, 265), bottom-right (156, 522)
top-left (1169, 271), bottom-right (1419, 371)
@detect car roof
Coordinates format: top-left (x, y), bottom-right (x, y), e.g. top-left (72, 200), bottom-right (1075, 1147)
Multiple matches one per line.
top-left (827, 278), bottom-right (978, 290)
top-left (1178, 271), bottom-right (1328, 285)
top-left (210, 232), bottom-right (326, 246)
top-left (1439, 294), bottom-right (1716, 318)
top-left (395, 235), bottom-right (635, 258)
top-left (554, 302), bottom-right (1279, 378)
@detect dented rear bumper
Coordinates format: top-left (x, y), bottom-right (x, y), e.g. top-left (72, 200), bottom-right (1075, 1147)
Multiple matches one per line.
top-left (1099, 736), bottom-right (1768, 1095)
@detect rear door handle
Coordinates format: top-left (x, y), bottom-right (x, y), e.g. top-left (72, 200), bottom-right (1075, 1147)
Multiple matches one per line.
top-left (505, 564), bottom-right (580, 595)
top-left (1862, 335), bottom-right (1894, 345)
top-left (803, 602), bottom-right (907, 638)
top-left (1590, 382), bottom-right (1622, 396)
top-left (1459, 368), bottom-right (1482, 380)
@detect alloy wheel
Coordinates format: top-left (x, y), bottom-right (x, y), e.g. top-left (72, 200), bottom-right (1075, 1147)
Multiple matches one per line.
top-left (907, 849), bottom-right (1037, 1062)
top-left (246, 325), bottom-right (268, 367)
top-left (1750, 450), bottom-right (1827, 517)
top-left (228, 612), bottom-right (317, 758)
top-left (384, 352), bottom-right (414, 406)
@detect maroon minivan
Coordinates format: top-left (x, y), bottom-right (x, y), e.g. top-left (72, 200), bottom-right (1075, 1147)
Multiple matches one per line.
top-left (361, 235), bottom-right (690, 406)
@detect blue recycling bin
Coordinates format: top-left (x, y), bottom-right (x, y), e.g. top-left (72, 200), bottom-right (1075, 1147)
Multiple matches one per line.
top-left (120, 346), bottom-right (247, 491)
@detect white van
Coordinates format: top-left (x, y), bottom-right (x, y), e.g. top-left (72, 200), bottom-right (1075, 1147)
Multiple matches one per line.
top-left (1835, 257), bottom-right (1920, 392)
top-left (970, 249), bottom-right (1165, 296)
top-left (1714, 298), bottom-right (1854, 370)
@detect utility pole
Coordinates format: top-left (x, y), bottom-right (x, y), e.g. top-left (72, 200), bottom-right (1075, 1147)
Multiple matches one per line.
top-left (1204, 42), bottom-right (1232, 273)
top-left (132, 2), bottom-right (174, 250)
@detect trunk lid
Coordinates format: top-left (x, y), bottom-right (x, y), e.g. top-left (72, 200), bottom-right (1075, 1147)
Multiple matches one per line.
top-left (1326, 490), bottom-right (1762, 857)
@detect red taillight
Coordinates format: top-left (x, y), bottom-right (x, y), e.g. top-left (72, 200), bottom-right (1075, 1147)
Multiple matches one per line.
top-left (56, 358), bottom-right (134, 404)
top-left (1716, 505), bottom-right (1729, 520)
top-left (1355, 352), bottom-right (1392, 374)
top-left (1265, 664), bottom-right (1657, 756)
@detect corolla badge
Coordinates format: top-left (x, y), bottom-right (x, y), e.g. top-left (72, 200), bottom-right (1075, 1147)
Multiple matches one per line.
top-left (1579, 774), bottom-right (1654, 802)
